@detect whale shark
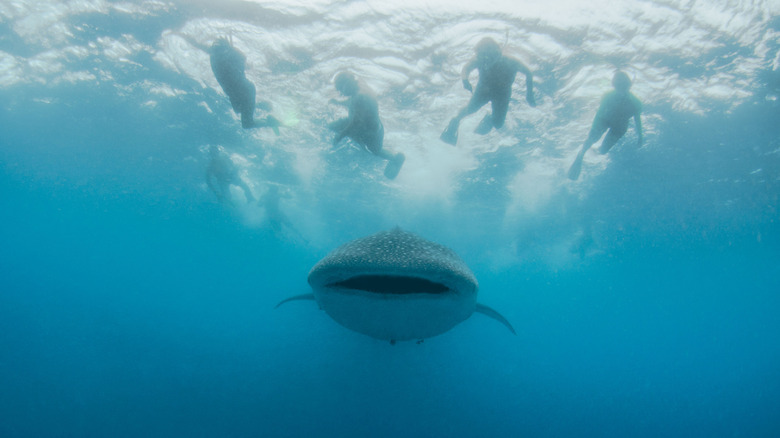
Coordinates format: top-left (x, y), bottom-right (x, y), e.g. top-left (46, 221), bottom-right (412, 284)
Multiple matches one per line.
top-left (276, 228), bottom-right (515, 343)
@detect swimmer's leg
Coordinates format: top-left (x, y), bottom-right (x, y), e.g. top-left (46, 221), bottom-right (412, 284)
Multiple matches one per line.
top-left (364, 125), bottom-right (403, 179)
top-left (598, 124), bottom-right (628, 154)
top-left (441, 89), bottom-right (489, 145)
top-left (236, 180), bottom-right (256, 203)
top-left (240, 111), bottom-right (255, 129)
top-left (238, 80), bottom-right (258, 129)
top-left (475, 95), bottom-right (509, 135)
top-left (474, 113), bottom-right (493, 135)
top-left (217, 180), bottom-right (232, 204)
top-left (568, 121), bottom-right (608, 180)
top-left (491, 98), bottom-right (509, 129)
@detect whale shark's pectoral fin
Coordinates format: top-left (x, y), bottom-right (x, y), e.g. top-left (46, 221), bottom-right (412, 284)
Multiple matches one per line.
top-left (275, 293), bottom-right (316, 309)
top-left (475, 303), bottom-right (516, 335)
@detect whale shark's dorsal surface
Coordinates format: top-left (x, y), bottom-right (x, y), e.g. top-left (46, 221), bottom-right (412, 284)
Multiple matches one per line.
top-left (277, 228), bottom-right (515, 343)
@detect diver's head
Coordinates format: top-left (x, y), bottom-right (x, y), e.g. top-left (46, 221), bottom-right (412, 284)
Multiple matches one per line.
top-left (612, 71), bottom-right (632, 92)
top-left (476, 38), bottom-right (501, 66)
top-left (334, 71), bottom-right (359, 96)
top-left (210, 38), bottom-right (230, 55)
top-left (212, 38), bottom-right (231, 49)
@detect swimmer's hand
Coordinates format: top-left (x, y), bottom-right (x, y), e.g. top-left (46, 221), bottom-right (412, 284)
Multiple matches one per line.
top-left (462, 79), bottom-right (473, 93)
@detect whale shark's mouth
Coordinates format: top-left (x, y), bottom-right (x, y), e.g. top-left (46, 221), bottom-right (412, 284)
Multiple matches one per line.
top-left (327, 275), bottom-right (451, 295)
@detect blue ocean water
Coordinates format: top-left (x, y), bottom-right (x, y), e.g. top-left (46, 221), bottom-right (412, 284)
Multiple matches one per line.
top-left (1, 0), bottom-right (779, 436)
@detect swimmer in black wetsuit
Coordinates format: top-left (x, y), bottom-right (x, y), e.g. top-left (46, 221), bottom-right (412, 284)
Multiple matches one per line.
top-left (209, 38), bottom-right (280, 134)
top-left (567, 71), bottom-right (643, 180)
top-left (440, 37), bottom-right (536, 146)
top-left (328, 72), bottom-right (405, 179)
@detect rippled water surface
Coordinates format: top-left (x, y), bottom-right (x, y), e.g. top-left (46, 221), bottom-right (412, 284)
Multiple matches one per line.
top-left (1, 1), bottom-right (779, 436)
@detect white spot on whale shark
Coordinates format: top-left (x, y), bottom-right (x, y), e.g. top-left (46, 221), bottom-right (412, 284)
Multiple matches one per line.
top-left (277, 227), bottom-right (515, 343)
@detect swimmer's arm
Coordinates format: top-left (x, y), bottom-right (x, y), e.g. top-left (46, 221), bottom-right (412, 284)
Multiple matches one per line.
top-left (328, 97), bottom-right (350, 107)
top-left (461, 59), bottom-right (479, 92)
top-left (511, 58), bottom-right (536, 107)
top-left (634, 113), bottom-right (643, 146)
top-left (334, 94), bottom-right (374, 145)
top-left (333, 120), bottom-right (350, 145)
top-left (333, 102), bottom-right (357, 145)
top-left (633, 96), bottom-right (643, 146)
top-left (329, 97), bottom-right (352, 144)
top-left (179, 35), bottom-right (210, 52)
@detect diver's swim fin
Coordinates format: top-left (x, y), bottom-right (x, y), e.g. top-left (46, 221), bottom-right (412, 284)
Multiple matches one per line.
top-left (265, 115), bottom-right (281, 136)
top-left (567, 151), bottom-right (584, 180)
top-left (440, 119), bottom-right (459, 146)
top-left (384, 153), bottom-right (405, 179)
top-left (474, 113), bottom-right (493, 135)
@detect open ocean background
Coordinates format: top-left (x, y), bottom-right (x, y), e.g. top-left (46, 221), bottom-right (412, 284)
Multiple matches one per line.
top-left (1, 0), bottom-right (779, 436)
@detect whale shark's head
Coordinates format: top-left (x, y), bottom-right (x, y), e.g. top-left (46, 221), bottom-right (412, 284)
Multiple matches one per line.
top-left (307, 228), bottom-right (478, 341)
top-left (308, 227), bottom-right (477, 299)
top-left (277, 228), bottom-right (514, 343)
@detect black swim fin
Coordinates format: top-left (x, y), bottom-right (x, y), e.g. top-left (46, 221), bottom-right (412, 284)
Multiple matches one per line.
top-left (384, 153), bottom-right (405, 179)
top-left (440, 119), bottom-right (459, 146)
top-left (474, 113), bottom-right (493, 135)
top-left (568, 152), bottom-right (584, 180)
top-left (265, 116), bottom-right (281, 136)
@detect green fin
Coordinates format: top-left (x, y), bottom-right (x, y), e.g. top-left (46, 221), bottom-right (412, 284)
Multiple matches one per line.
top-left (475, 303), bottom-right (516, 335)
top-left (275, 293), bottom-right (316, 309)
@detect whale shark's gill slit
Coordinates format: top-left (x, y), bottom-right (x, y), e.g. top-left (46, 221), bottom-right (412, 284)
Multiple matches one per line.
top-left (328, 275), bottom-right (450, 294)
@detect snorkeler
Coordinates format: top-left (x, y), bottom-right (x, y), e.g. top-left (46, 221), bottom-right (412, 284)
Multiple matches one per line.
top-left (206, 145), bottom-right (256, 205)
top-left (440, 37), bottom-right (536, 146)
top-left (567, 71), bottom-right (643, 180)
top-left (328, 71), bottom-right (405, 179)
top-left (258, 184), bottom-right (306, 243)
top-left (209, 38), bottom-right (280, 134)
